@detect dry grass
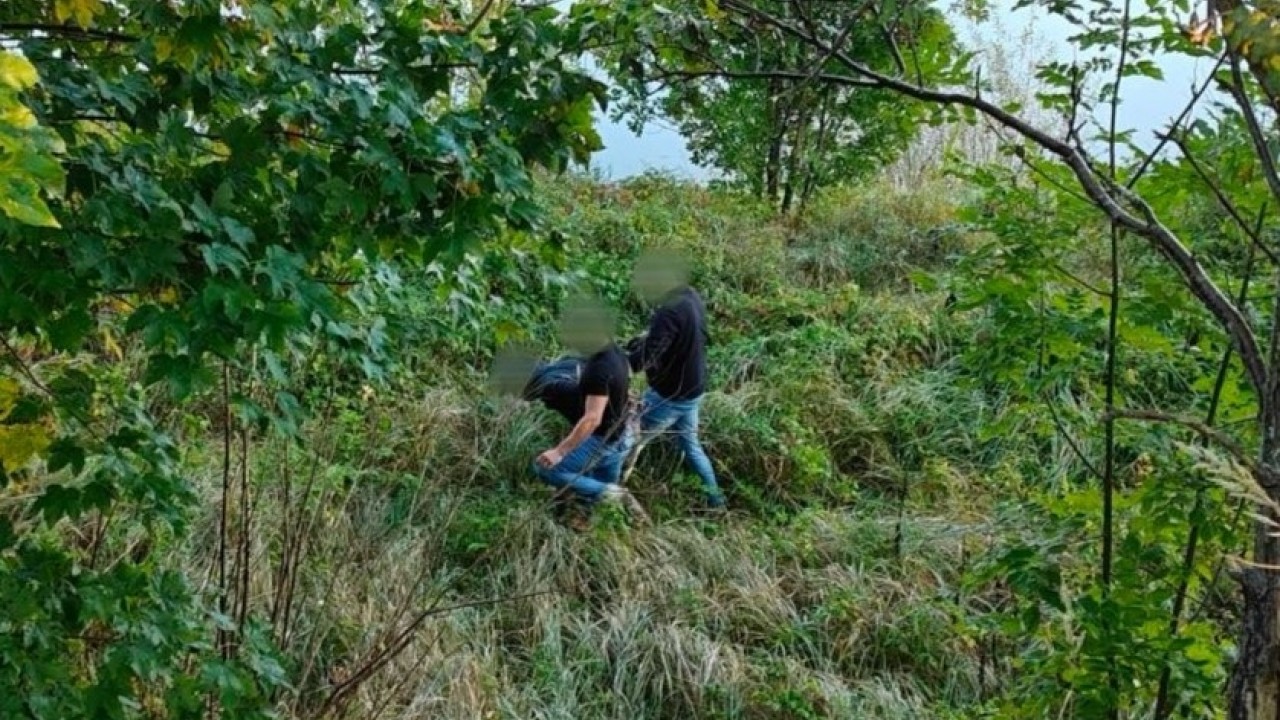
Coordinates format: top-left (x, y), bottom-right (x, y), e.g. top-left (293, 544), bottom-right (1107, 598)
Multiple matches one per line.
top-left (171, 375), bottom-right (1001, 719)
top-left (160, 177), bottom-right (1016, 719)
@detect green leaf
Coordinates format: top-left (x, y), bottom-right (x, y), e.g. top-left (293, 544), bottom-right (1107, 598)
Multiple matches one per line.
top-left (54, 0), bottom-right (105, 28)
top-left (0, 52), bottom-right (38, 90)
top-left (202, 243), bottom-right (249, 277)
top-left (47, 437), bottom-right (87, 475)
top-left (0, 423), bottom-right (49, 471)
top-left (46, 309), bottom-right (94, 351)
top-left (0, 187), bottom-right (60, 228)
top-left (34, 483), bottom-right (83, 523)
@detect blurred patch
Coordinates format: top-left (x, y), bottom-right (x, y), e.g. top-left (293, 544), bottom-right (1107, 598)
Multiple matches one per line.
top-left (558, 294), bottom-right (615, 354)
top-left (489, 342), bottom-right (540, 397)
top-left (632, 246), bottom-right (691, 305)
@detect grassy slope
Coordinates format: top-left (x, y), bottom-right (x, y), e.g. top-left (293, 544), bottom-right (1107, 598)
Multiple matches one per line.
top-left (177, 174), bottom-right (1026, 719)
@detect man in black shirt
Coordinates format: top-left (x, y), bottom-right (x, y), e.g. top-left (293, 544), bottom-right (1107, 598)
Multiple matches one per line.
top-left (527, 300), bottom-right (642, 514)
top-left (625, 250), bottom-right (725, 509)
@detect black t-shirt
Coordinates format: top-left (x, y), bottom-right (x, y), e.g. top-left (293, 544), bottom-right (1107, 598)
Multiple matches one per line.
top-left (527, 350), bottom-right (629, 443)
top-left (581, 343), bottom-right (630, 442)
top-left (627, 286), bottom-right (708, 401)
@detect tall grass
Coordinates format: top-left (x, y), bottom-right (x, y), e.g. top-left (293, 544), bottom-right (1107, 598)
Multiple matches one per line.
top-left (164, 174), bottom-right (1046, 718)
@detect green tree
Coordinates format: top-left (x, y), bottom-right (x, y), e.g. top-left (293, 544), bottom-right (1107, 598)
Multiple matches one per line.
top-left (598, 0), bottom-right (955, 213)
top-left (0, 0), bottom-right (603, 715)
top-left (593, 0), bottom-right (1280, 716)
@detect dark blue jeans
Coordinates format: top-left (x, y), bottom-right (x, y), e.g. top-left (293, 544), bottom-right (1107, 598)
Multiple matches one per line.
top-left (532, 433), bottom-right (632, 502)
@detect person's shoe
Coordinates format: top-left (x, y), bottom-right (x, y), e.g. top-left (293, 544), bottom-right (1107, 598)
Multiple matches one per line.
top-left (704, 493), bottom-right (727, 512)
top-left (602, 485), bottom-right (650, 525)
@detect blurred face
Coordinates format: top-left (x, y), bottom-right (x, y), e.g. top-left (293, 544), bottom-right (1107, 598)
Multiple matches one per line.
top-left (631, 248), bottom-right (690, 305)
top-left (558, 296), bottom-right (614, 354)
top-left (488, 343), bottom-right (539, 397)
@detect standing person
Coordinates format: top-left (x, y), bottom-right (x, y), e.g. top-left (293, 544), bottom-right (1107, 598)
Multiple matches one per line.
top-left (624, 249), bottom-right (726, 510)
top-left (528, 299), bottom-right (644, 520)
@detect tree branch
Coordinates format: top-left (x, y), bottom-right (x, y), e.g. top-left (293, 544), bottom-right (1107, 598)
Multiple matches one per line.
top-left (1052, 262), bottom-right (1111, 298)
top-left (1127, 52), bottom-right (1227, 188)
top-left (1164, 130), bottom-right (1280, 266)
top-left (650, 64), bottom-right (876, 88)
top-left (872, 2), bottom-right (908, 77)
top-left (0, 23), bottom-right (138, 43)
top-left (1225, 55), bottom-right (1280, 209)
top-left (1045, 393), bottom-right (1106, 481)
top-left (716, 0), bottom-right (1268, 396)
top-left (1107, 408), bottom-right (1277, 486)
top-left (464, 0), bottom-right (498, 34)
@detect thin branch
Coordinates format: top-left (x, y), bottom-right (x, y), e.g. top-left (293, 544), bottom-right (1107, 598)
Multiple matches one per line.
top-left (1045, 394), bottom-right (1106, 481)
top-left (1052, 262), bottom-right (1111, 298)
top-left (650, 64), bottom-right (876, 88)
top-left (331, 62), bottom-right (476, 76)
top-left (1065, 64), bottom-right (1085, 147)
top-left (463, 0), bottom-right (498, 35)
top-left (0, 335), bottom-right (56, 399)
top-left (0, 23), bottom-right (138, 43)
top-left (1001, 137), bottom-right (1093, 205)
top-left (0, 335), bottom-right (104, 441)
top-left (1107, 408), bottom-right (1276, 486)
top-left (791, 3), bottom-right (867, 96)
top-left (713, 0), bottom-right (1268, 392)
top-left (1165, 130), bottom-right (1280, 266)
top-left (871, 1), bottom-right (908, 77)
top-left (1225, 55), bottom-right (1280, 209)
top-left (1127, 52), bottom-right (1227, 188)
top-left (217, 362), bottom-right (233, 660)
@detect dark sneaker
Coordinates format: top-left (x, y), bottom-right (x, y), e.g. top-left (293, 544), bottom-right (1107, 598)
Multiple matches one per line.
top-left (704, 493), bottom-right (727, 511)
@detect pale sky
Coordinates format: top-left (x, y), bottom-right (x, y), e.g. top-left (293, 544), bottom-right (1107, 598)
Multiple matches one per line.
top-left (586, 0), bottom-right (1211, 181)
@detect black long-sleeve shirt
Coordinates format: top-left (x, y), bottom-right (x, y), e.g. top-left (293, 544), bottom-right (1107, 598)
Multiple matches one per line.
top-left (627, 286), bottom-right (708, 401)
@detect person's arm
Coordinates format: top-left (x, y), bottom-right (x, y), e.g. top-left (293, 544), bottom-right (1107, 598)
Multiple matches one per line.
top-left (624, 334), bottom-right (646, 372)
top-left (537, 394), bottom-right (606, 468)
top-left (630, 309), bottom-right (677, 373)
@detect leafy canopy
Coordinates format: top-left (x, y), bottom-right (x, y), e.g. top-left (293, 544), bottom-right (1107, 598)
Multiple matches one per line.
top-left (589, 0), bottom-right (958, 210)
top-left (0, 0), bottom-right (607, 715)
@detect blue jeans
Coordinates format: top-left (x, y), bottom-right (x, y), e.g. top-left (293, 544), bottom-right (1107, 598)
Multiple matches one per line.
top-left (635, 388), bottom-right (722, 499)
top-left (532, 433), bottom-right (631, 502)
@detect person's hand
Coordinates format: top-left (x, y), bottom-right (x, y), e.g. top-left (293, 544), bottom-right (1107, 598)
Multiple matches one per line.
top-left (536, 448), bottom-right (564, 469)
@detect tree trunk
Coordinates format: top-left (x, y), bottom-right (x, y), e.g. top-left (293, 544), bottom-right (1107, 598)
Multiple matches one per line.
top-left (799, 91), bottom-right (834, 214)
top-left (780, 103), bottom-right (810, 215)
top-left (1230, 272), bottom-right (1280, 719)
top-left (759, 75), bottom-right (782, 202)
top-left (765, 106), bottom-right (783, 204)
top-left (1230, 552), bottom-right (1280, 720)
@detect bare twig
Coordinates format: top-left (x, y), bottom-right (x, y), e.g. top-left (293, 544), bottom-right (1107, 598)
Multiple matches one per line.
top-left (1106, 409), bottom-right (1274, 486)
top-left (0, 23), bottom-right (138, 43)
top-left (650, 64), bottom-right (876, 87)
top-left (1044, 394), bottom-right (1105, 481)
top-left (1052, 262), bottom-right (1111, 298)
top-left (463, 0), bottom-right (498, 35)
top-left (1127, 53), bottom-right (1227, 188)
top-left (1165, 131), bottom-right (1280, 266)
top-left (218, 362), bottom-right (233, 660)
top-left (1225, 55), bottom-right (1280, 209)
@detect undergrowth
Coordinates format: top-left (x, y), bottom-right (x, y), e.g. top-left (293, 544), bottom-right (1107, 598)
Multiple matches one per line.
top-left (151, 173), bottom-right (1215, 718)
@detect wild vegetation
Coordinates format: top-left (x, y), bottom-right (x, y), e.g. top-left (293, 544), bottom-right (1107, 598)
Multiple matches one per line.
top-left (7, 0), bottom-right (1280, 718)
